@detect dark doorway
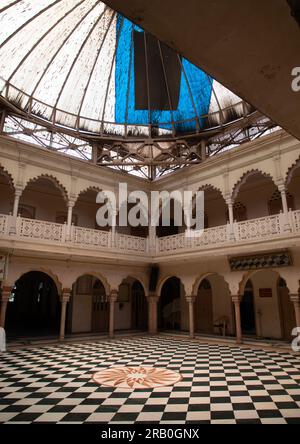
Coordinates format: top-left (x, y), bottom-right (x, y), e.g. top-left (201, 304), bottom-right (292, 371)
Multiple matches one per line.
top-left (159, 277), bottom-right (182, 331)
top-left (241, 280), bottom-right (256, 335)
top-left (131, 281), bottom-right (148, 330)
top-left (6, 271), bottom-right (60, 339)
top-left (91, 279), bottom-right (109, 333)
top-left (196, 279), bottom-right (214, 334)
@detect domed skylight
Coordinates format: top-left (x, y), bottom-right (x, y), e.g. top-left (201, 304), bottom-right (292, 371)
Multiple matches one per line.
top-left (0, 0), bottom-right (250, 140)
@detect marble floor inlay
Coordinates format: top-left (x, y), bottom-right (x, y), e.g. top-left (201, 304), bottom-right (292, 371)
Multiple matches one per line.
top-left (92, 366), bottom-right (182, 389)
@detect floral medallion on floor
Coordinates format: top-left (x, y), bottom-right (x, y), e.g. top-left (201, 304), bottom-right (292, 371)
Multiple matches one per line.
top-left (92, 366), bottom-right (182, 389)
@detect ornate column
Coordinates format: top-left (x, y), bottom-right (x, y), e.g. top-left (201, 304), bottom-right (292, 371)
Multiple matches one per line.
top-left (148, 225), bottom-right (157, 254)
top-left (232, 295), bottom-right (243, 344)
top-left (278, 184), bottom-right (292, 232)
top-left (290, 294), bottom-right (300, 329)
top-left (186, 296), bottom-right (196, 339)
top-left (59, 289), bottom-right (71, 341)
top-left (111, 209), bottom-right (118, 248)
top-left (10, 187), bottom-right (23, 234)
top-left (12, 188), bottom-right (22, 218)
top-left (0, 286), bottom-right (12, 328)
top-left (66, 200), bottom-right (75, 241)
top-left (148, 294), bottom-right (158, 335)
top-left (109, 290), bottom-right (118, 338)
top-left (226, 197), bottom-right (235, 241)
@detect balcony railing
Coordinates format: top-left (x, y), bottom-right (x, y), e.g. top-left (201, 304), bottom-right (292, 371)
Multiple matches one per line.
top-left (0, 214), bottom-right (8, 236)
top-left (235, 214), bottom-right (281, 242)
top-left (73, 226), bottom-right (111, 248)
top-left (116, 234), bottom-right (148, 253)
top-left (0, 210), bottom-right (299, 256)
top-left (291, 209), bottom-right (300, 232)
top-left (16, 217), bottom-right (65, 243)
top-left (157, 211), bottom-right (299, 254)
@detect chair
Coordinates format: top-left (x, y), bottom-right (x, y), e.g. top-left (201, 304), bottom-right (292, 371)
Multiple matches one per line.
top-left (214, 316), bottom-right (230, 337)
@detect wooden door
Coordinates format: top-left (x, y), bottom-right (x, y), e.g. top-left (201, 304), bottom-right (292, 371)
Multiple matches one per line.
top-left (196, 284), bottom-right (214, 334)
top-left (279, 287), bottom-right (296, 341)
top-left (92, 290), bottom-right (109, 333)
top-left (131, 283), bottom-right (148, 330)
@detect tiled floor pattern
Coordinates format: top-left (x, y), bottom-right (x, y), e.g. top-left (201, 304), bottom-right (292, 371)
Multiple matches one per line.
top-left (0, 336), bottom-right (300, 424)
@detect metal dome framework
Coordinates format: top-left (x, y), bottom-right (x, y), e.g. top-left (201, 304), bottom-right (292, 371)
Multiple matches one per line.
top-left (0, 0), bottom-right (277, 179)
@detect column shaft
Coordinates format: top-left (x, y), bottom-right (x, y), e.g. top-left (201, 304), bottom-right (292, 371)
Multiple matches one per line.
top-left (290, 295), bottom-right (300, 329)
top-left (226, 198), bottom-right (235, 240)
top-left (232, 296), bottom-right (243, 344)
top-left (59, 289), bottom-right (71, 341)
top-left (109, 292), bottom-right (118, 338)
top-left (12, 190), bottom-right (22, 218)
top-left (66, 201), bottom-right (75, 241)
top-left (187, 296), bottom-right (195, 339)
top-left (148, 295), bottom-right (158, 335)
top-left (0, 287), bottom-right (12, 329)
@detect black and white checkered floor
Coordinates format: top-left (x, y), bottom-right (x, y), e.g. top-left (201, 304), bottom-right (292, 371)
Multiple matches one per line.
top-left (1, 336), bottom-right (300, 424)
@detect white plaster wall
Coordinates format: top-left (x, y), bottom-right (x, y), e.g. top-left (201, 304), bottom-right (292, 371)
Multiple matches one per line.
top-left (20, 187), bottom-right (67, 222)
top-left (115, 301), bottom-right (131, 330)
top-left (237, 181), bottom-right (276, 219)
top-left (74, 199), bottom-right (98, 229)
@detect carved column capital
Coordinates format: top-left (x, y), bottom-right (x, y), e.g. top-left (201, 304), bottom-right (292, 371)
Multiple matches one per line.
top-left (61, 289), bottom-right (72, 303)
top-left (14, 187), bottom-right (23, 197)
top-left (148, 294), bottom-right (159, 304)
top-left (225, 196), bottom-right (233, 206)
top-left (232, 295), bottom-right (242, 304)
top-left (186, 295), bottom-right (196, 304)
top-left (290, 294), bottom-right (300, 304)
top-left (109, 290), bottom-right (118, 303)
top-left (67, 199), bottom-right (76, 209)
top-left (278, 183), bottom-right (287, 193)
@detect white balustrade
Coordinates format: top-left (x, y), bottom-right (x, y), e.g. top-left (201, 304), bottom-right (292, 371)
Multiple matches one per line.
top-left (0, 211), bottom-right (300, 255)
top-left (158, 233), bottom-right (187, 252)
top-left (291, 210), bottom-right (300, 232)
top-left (236, 214), bottom-right (281, 241)
top-left (192, 225), bottom-right (228, 247)
top-left (73, 226), bottom-right (110, 248)
top-left (158, 225), bottom-right (229, 253)
top-left (116, 233), bottom-right (147, 252)
top-left (0, 215), bottom-right (8, 235)
top-left (16, 217), bottom-right (65, 242)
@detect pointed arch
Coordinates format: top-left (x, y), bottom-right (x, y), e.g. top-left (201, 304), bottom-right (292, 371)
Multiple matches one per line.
top-left (231, 169), bottom-right (276, 201)
top-left (198, 183), bottom-right (226, 200)
top-left (0, 163), bottom-right (15, 189)
top-left (10, 267), bottom-right (63, 294)
top-left (157, 274), bottom-right (185, 297)
top-left (286, 156), bottom-right (300, 187)
top-left (238, 269), bottom-right (291, 295)
top-left (71, 272), bottom-right (110, 295)
top-left (192, 272), bottom-right (230, 296)
top-left (120, 275), bottom-right (147, 296)
top-left (24, 174), bottom-right (69, 202)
